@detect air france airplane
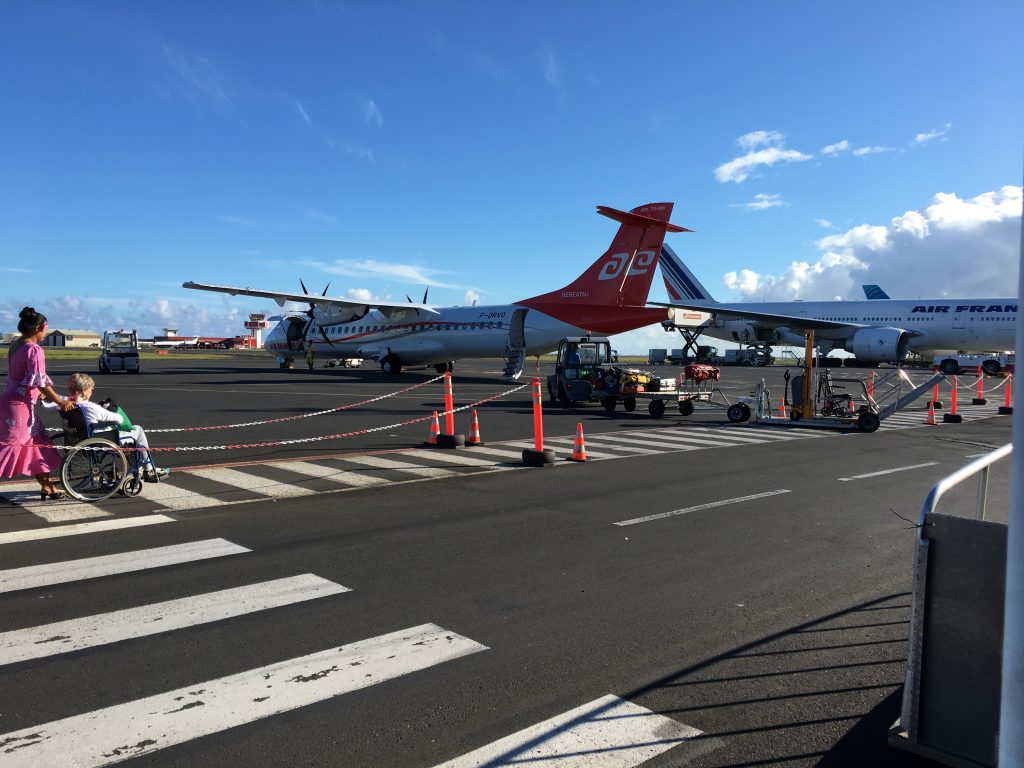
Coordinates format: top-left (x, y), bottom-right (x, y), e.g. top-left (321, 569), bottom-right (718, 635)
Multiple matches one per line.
top-left (184, 202), bottom-right (689, 379)
top-left (658, 244), bottom-right (1016, 371)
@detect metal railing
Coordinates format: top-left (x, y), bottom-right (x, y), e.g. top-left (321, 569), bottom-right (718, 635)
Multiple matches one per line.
top-left (917, 443), bottom-right (1012, 532)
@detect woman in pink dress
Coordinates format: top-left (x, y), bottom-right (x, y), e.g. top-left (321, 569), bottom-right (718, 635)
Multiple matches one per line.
top-left (1, 307), bottom-right (74, 499)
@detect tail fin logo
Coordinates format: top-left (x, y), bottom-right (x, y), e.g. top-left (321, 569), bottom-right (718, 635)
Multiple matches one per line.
top-left (598, 251), bottom-right (656, 281)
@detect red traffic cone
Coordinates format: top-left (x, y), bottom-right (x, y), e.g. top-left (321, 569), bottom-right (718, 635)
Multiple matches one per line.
top-left (925, 403), bottom-right (936, 425)
top-left (467, 409), bottom-right (483, 445)
top-left (569, 422), bottom-right (588, 462)
top-left (426, 410), bottom-right (440, 445)
top-left (778, 397), bottom-right (786, 418)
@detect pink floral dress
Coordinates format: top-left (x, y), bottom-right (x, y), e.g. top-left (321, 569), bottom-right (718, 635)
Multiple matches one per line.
top-left (0, 342), bottom-right (62, 478)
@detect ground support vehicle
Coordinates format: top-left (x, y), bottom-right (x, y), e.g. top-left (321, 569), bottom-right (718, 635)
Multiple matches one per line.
top-left (58, 408), bottom-right (151, 502)
top-left (98, 329), bottom-right (140, 374)
top-left (325, 357), bottom-right (362, 368)
top-left (932, 353), bottom-right (1014, 376)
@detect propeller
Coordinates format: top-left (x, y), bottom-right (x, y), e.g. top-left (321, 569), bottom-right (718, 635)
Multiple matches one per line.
top-left (406, 288), bottom-right (430, 305)
top-left (299, 279), bottom-right (335, 348)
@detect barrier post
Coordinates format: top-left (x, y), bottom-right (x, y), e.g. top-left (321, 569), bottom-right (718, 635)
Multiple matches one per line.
top-left (522, 378), bottom-right (555, 466)
top-left (944, 376), bottom-right (963, 423)
top-left (973, 368), bottom-right (988, 405)
top-left (1000, 373), bottom-right (1014, 415)
top-left (435, 372), bottom-right (466, 448)
top-left (929, 383), bottom-right (944, 410)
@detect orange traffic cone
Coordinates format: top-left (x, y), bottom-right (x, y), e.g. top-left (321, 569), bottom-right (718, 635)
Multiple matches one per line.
top-left (569, 422), bottom-right (588, 462)
top-left (925, 402), bottom-right (936, 425)
top-left (778, 397), bottom-right (786, 418)
top-left (467, 410), bottom-right (483, 445)
top-left (426, 410), bottom-right (440, 445)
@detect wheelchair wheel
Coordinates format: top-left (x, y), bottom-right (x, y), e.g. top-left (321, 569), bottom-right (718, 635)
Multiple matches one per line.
top-left (61, 438), bottom-right (128, 502)
top-left (121, 475), bottom-right (144, 497)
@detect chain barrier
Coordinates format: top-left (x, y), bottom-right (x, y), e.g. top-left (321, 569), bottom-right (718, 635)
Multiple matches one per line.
top-left (7, 379), bottom-right (532, 454)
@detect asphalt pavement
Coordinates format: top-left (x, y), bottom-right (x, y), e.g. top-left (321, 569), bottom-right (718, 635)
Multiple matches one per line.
top-left (0, 356), bottom-right (1011, 766)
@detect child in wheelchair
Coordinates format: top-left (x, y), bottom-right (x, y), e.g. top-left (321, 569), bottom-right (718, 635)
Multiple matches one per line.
top-left (66, 373), bottom-right (169, 482)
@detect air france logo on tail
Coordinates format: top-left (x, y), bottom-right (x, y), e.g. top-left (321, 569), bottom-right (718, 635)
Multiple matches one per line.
top-left (660, 245), bottom-right (713, 302)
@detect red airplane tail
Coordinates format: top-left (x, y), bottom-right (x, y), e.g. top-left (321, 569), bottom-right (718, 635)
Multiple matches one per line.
top-left (518, 202), bottom-right (691, 335)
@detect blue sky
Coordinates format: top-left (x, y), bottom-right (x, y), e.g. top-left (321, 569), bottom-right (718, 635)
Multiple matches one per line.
top-left (2, 1), bottom-right (1022, 353)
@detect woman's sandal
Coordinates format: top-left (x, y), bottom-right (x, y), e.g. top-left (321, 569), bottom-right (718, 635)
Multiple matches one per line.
top-left (39, 489), bottom-right (67, 501)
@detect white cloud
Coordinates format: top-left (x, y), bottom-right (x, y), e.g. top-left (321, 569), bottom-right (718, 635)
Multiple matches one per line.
top-left (737, 130), bottom-right (784, 151)
top-left (821, 140), bottom-right (849, 155)
top-left (816, 218), bottom-right (834, 229)
top-left (345, 288), bottom-right (373, 302)
top-left (365, 99), bottom-right (383, 129)
top-left (715, 131), bottom-right (812, 184)
top-left (160, 44), bottom-right (236, 117)
top-left (852, 145), bottom-right (894, 156)
top-left (344, 143), bottom-right (375, 162)
top-left (744, 193), bottom-right (785, 210)
top-left (913, 123), bottom-right (951, 145)
top-left (718, 185), bottom-right (1022, 301)
top-left (542, 48), bottom-right (562, 87)
top-left (296, 100), bottom-right (311, 125)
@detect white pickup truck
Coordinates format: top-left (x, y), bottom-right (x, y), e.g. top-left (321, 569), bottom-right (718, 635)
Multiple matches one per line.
top-left (932, 353), bottom-right (1014, 376)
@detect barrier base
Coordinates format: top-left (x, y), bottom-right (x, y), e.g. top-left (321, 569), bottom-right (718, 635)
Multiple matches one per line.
top-left (522, 448), bottom-right (556, 467)
top-left (998, 406), bottom-right (1013, 415)
top-left (971, 398), bottom-right (987, 406)
top-left (943, 413), bottom-right (963, 423)
top-left (436, 433), bottom-right (466, 448)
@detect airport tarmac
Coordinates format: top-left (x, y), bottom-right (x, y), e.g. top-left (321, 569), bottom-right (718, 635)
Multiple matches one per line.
top-left (0, 357), bottom-right (1011, 766)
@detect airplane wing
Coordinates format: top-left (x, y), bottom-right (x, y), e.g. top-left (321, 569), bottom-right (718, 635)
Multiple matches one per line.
top-left (182, 281), bottom-right (441, 318)
top-left (654, 301), bottom-right (882, 333)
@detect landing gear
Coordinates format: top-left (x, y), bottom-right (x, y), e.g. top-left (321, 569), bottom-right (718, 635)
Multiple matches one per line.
top-left (434, 361), bottom-right (455, 374)
top-left (380, 355), bottom-right (402, 375)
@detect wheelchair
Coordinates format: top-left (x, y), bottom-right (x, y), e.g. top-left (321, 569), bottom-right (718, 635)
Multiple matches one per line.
top-left (59, 407), bottom-right (146, 502)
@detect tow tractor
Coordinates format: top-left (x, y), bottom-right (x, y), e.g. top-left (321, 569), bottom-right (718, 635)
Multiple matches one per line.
top-left (98, 329), bottom-right (141, 374)
top-left (547, 337), bottom-right (727, 418)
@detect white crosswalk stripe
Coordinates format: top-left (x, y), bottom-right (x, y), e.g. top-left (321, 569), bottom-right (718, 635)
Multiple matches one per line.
top-left (0, 574), bottom-right (349, 666)
top-left (433, 693), bottom-right (701, 767)
top-left (0, 538), bottom-right (249, 594)
top-left (0, 623), bottom-right (486, 768)
top-left (0, 406), bottom-right (1008, 527)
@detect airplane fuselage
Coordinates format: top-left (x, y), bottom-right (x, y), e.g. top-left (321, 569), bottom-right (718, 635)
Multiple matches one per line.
top-left (698, 298), bottom-right (1016, 357)
top-left (264, 302), bottom-right (588, 367)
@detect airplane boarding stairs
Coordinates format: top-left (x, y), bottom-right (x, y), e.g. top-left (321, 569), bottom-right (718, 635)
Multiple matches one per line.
top-left (501, 309), bottom-right (528, 380)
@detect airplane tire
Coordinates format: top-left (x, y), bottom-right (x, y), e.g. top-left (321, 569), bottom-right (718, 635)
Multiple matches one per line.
top-left (381, 355), bottom-right (402, 375)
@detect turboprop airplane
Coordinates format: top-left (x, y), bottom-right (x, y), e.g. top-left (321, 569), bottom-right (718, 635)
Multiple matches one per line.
top-left (184, 202), bottom-right (689, 378)
top-left (658, 244), bottom-right (1016, 371)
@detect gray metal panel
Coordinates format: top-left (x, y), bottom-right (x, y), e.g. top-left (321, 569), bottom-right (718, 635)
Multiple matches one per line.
top-left (917, 513), bottom-right (1006, 766)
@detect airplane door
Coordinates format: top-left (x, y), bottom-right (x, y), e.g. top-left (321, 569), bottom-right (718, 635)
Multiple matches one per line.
top-left (953, 311), bottom-right (966, 331)
top-left (286, 317), bottom-right (307, 352)
top-left (509, 308), bottom-right (526, 349)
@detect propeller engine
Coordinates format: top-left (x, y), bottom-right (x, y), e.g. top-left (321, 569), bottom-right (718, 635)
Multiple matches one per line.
top-left (299, 279), bottom-right (336, 348)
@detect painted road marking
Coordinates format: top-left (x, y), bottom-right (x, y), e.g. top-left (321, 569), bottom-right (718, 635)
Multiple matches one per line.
top-left (837, 462), bottom-right (939, 482)
top-left (341, 454), bottom-right (459, 478)
top-left (615, 489), bottom-right (792, 527)
top-left (0, 623), bottom-right (486, 768)
top-left (136, 476), bottom-right (233, 510)
top-left (0, 514), bottom-right (175, 546)
top-left (406, 448), bottom-right (516, 469)
top-left (0, 574), bottom-right (349, 666)
top-left (433, 693), bottom-right (702, 767)
top-left (0, 539), bottom-right (250, 594)
top-left (189, 467), bottom-right (319, 498)
top-left (266, 460), bottom-right (389, 487)
top-left (0, 483), bottom-right (111, 522)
